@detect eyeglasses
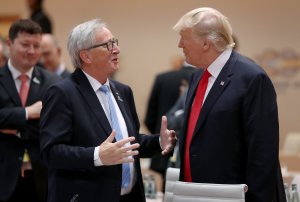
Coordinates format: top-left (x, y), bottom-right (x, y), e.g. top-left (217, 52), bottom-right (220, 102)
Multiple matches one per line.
top-left (86, 38), bottom-right (119, 52)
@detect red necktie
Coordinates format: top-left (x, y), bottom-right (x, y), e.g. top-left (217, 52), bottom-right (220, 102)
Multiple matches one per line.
top-left (18, 74), bottom-right (29, 106)
top-left (184, 69), bottom-right (211, 182)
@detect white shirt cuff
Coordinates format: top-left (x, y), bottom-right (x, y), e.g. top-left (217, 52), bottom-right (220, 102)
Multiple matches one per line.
top-left (25, 108), bottom-right (28, 120)
top-left (94, 146), bottom-right (103, 166)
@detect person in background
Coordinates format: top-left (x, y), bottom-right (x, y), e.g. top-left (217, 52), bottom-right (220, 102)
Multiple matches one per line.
top-left (0, 36), bottom-right (9, 68)
top-left (39, 18), bottom-right (177, 202)
top-left (144, 59), bottom-right (195, 189)
top-left (173, 7), bottom-right (285, 201)
top-left (0, 19), bottom-right (59, 202)
top-left (40, 33), bottom-right (71, 78)
top-left (169, 55), bottom-right (185, 71)
top-left (27, 0), bottom-right (52, 33)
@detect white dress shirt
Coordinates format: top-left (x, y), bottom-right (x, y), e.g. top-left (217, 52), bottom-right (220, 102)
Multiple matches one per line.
top-left (8, 59), bottom-right (34, 120)
top-left (204, 48), bottom-right (232, 103)
top-left (82, 71), bottom-right (135, 195)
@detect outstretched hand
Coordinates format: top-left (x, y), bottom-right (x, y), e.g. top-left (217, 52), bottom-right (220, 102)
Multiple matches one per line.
top-left (99, 130), bottom-right (140, 165)
top-left (160, 116), bottom-right (177, 155)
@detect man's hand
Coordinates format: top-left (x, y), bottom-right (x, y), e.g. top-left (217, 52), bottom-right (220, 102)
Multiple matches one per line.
top-left (99, 131), bottom-right (140, 165)
top-left (160, 116), bottom-right (177, 155)
top-left (0, 129), bottom-right (17, 135)
top-left (26, 101), bottom-right (42, 119)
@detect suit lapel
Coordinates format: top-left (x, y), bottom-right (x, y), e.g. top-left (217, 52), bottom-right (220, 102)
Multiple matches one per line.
top-left (0, 65), bottom-right (22, 106)
top-left (109, 82), bottom-right (135, 139)
top-left (190, 52), bottom-right (237, 141)
top-left (73, 69), bottom-right (112, 135)
top-left (26, 67), bottom-right (42, 105)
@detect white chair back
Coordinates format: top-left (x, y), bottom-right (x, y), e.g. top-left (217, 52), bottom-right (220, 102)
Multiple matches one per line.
top-left (172, 181), bottom-right (247, 202)
top-left (164, 168), bottom-right (180, 202)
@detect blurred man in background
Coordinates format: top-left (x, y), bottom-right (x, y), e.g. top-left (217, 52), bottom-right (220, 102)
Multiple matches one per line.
top-left (27, 0), bottom-right (52, 33)
top-left (145, 59), bottom-right (195, 189)
top-left (0, 19), bottom-right (59, 202)
top-left (0, 36), bottom-right (9, 68)
top-left (40, 34), bottom-right (71, 78)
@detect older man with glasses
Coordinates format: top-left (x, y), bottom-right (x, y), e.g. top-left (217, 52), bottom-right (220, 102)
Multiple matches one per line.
top-left (39, 18), bottom-right (177, 202)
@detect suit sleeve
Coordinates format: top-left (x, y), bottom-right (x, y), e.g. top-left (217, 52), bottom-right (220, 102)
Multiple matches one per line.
top-left (144, 76), bottom-right (160, 133)
top-left (243, 72), bottom-right (279, 201)
top-left (0, 107), bottom-right (26, 129)
top-left (40, 85), bottom-right (95, 171)
top-left (125, 85), bottom-right (161, 157)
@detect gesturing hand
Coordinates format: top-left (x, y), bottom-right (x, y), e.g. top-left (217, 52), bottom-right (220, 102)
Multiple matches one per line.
top-left (160, 116), bottom-right (177, 155)
top-left (99, 130), bottom-right (140, 165)
top-left (26, 101), bottom-right (42, 119)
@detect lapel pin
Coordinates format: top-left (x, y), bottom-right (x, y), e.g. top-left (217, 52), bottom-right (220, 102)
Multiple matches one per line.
top-left (33, 77), bottom-right (40, 84)
top-left (117, 96), bottom-right (123, 102)
top-left (220, 81), bottom-right (225, 86)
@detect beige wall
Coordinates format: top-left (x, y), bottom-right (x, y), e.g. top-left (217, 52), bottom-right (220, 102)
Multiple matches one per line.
top-left (1, 0), bottom-right (300, 147)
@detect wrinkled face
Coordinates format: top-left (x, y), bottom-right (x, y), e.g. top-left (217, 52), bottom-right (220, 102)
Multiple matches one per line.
top-left (178, 28), bottom-right (205, 68)
top-left (8, 32), bottom-right (41, 72)
top-left (83, 27), bottom-right (120, 78)
top-left (40, 37), bottom-right (60, 72)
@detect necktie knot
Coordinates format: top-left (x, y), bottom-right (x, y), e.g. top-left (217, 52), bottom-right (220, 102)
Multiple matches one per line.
top-left (100, 85), bottom-right (109, 94)
top-left (18, 74), bottom-right (29, 107)
top-left (202, 69), bottom-right (211, 80)
top-left (18, 74), bottom-right (29, 83)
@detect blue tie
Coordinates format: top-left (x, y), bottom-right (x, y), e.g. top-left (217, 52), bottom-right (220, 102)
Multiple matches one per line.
top-left (100, 85), bottom-right (131, 188)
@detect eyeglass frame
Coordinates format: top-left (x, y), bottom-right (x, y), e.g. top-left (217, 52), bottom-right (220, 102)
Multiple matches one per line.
top-left (86, 38), bottom-right (119, 52)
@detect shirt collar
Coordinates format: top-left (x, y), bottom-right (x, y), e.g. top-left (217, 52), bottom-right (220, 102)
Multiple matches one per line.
top-left (207, 48), bottom-right (232, 78)
top-left (82, 70), bottom-right (110, 92)
top-left (56, 63), bottom-right (66, 76)
top-left (8, 59), bottom-right (34, 80)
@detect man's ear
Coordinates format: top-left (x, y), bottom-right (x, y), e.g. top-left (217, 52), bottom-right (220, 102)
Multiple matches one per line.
top-left (79, 50), bottom-right (91, 64)
top-left (203, 38), bottom-right (210, 51)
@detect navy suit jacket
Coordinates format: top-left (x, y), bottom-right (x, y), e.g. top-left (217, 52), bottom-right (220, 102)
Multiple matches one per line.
top-left (179, 51), bottom-right (285, 202)
top-left (40, 68), bottom-right (161, 202)
top-left (0, 64), bottom-right (59, 201)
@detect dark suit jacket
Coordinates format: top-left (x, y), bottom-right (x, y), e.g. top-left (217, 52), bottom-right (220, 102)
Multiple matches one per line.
top-left (31, 9), bottom-right (52, 34)
top-left (145, 65), bottom-right (195, 173)
top-left (145, 65), bottom-right (195, 134)
top-left (0, 64), bottom-right (59, 201)
top-left (60, 69), bottom-right (71, 78)
top-left (40, 68), bottom-right (162, 202)
top-left (179, 51), bottom-right (285, 202)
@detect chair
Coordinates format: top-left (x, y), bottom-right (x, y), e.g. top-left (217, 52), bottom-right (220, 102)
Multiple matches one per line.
top-left (172, 181), bottom-right (247, 202)
top-left (164, 167), bottom-right (180, 202)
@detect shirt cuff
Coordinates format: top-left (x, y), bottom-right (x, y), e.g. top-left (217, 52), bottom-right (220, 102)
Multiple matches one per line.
top-left (94, 146), bottom-right (103, 166)
top-left (24, 108), bottom-right (28, 120)
top-left (159, 136), bottom-right (163, 150)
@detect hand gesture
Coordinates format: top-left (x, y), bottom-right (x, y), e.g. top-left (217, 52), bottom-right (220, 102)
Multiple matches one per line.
top-left (160, 116), bottom-right (177, 155)
top-left (0, 129), bottom-right (17, 136)
top-left (26, 101), bottom-right (42, 119)
top-left (99, 130), bottom-right (140, 165)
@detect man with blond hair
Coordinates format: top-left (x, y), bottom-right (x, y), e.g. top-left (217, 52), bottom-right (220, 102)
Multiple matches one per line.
top-left (173, 7), bottom-right (285, 201)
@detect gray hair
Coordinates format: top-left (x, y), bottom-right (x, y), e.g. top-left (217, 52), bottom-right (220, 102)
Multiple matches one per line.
top-left (67, 19), bottom-right (106, 68)
top-left (173, 7), bottom-right (235, 52)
